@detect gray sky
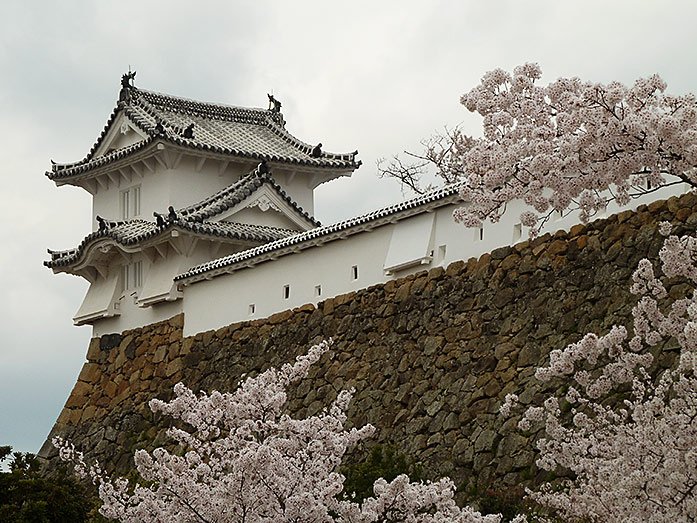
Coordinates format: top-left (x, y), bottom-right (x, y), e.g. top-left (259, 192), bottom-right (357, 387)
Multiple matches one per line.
top-left (1, 0), bottom-right (696, 456)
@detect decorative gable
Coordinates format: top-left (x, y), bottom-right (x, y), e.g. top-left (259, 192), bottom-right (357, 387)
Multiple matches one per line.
top-left (216, 184), bottom-right (316, 231)
top-left (93, 114), bottom-right (148, 157)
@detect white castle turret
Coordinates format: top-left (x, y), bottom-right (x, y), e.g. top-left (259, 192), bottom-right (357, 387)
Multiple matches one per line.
top-left (45, 72), bottom-right (360, 333)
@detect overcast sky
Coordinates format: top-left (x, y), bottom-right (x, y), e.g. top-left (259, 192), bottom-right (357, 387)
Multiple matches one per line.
top-left (1, 0), bottom-right (697, 457)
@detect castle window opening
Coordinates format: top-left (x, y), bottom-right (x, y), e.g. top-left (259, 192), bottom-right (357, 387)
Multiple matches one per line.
top-left (120, 185), bottom-right (141, 220)
top-left (315, 285), bottom-right (322, 297)
top-left (283, 284), bottom-right (290, 299)
top-left (122, 261), bottom-right (143, 291)
top-left (351, 265), bottom-right (359, 280)
top-left (248, 303), bottom-right (255, 315)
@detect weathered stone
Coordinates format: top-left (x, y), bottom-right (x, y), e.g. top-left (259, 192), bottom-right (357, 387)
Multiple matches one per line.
top-left (86, 338), bottom-right (101, 362)
top-left (100, 333), bottom-right (122, 351)
top-left (78, 362), bottom-right (101, 384)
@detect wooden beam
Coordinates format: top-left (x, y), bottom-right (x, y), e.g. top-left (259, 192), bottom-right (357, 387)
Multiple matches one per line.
top-left (106, 171), bottom-right (121, 188)
top-left (118, 168), bottom-right (132, 184)
top-left (95, 175), bottom-right (109, 192)
top-left (169, 241), bottom-right (183, 256)
top-left (79, 267), bottom-right (97, 284)
top-left (154, 243), bottom-right (168, 259)
top-left (170, 152), bottom-right (184, 170)
top-left (195, 157), bottom-right (206, 173)
top-left (130, 163), bottom-right (144, 179)
top-left (154, 153), bottom-right (168, 171)
top-left (185, 237), bottom-right (199, 257)
top-left (217, 160), bottom-right (229, 175)
top-left (94, 264), bottom-right (109, 280)
top-left (81, 179), bottom-right (97, 195)
top-left (142, 158), bottom-right (155, 173)
top-left (115, 250), bottom-right (130, 263)
top-left (141, 248), bottom-right (156, 263)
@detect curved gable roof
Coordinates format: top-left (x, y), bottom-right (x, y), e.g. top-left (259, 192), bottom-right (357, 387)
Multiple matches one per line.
top-left (45, 168), bottom-right (313, 271)
top-left (45, 219), bottom-right (296, 270)
top-left (47, 79), bottom-right (360, 181)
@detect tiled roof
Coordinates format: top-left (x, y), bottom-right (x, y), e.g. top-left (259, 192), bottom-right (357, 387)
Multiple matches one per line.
top-left (45, 219), bottom-right (296, 269)
top-left (179, 170), bottom-right (320, 227)
top-left (47, 80), bottom-right (360, 180)
top-left (176, 183), bottom-right (465, 283)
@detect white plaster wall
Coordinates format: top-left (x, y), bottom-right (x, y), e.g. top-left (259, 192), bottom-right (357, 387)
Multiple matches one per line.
top-left (93, 298), bottom-right (183, 337)
top-left (167, 157), bottom-right (244, 210)
top-left (182, 202), bottom-right (531, 337)
top-left (181, 183), bottom-right (688, 336)
top-left (90, 242), bottom-right (214, 336)
top-left (271, 170), bottom-right (315, 214)
top-left (91, 157), bottom-right (247, 227)
top-left (183, 226), bottom-right (388, 336)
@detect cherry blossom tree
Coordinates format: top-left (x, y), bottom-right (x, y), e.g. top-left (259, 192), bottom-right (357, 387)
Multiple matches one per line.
top-left (55, 340), bottom-right (515, 523)
top-left (380, 64), bottom-right (697, 236)
top-left (501, 225), bottom-right (697, 522)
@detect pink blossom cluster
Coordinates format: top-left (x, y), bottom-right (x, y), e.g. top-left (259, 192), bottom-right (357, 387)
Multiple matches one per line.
top-left (502, 234), bottom-right (697, 521)
top-left (55, 340), bottom-right (519, 522)
top-left (453, 64), bottom-right (697, 236)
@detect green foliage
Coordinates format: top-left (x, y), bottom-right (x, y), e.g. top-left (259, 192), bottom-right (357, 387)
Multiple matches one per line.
top-left (341, 444), bottom-right (423, 502)
top-left (475, 486), bottom-right (527, 522)
top-left (0, 446), bottom-right (103, 523)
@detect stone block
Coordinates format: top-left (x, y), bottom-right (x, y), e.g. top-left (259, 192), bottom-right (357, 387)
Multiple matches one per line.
top-left (86, 338), bottom-right (101, 362)
top-left (99, 333), bottom-right (122, 351)
top-left (77, 362), bottom-right (101, 384)
top-left (445, 260), bottom-right (465, 276)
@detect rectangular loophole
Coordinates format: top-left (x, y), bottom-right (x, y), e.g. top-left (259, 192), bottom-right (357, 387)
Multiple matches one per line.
top-left (248, 304), bottom-right (256, 315)
top-left (283, 284), bottom-right (290, 299)
top-left (513, 223), bottom-right (522, 242)
top-left (315, 285), bottom-right (322, 297)
top-left (351, 265), bottom-right (359, 280)
top-left (437, 244), bottom-right (447, 263)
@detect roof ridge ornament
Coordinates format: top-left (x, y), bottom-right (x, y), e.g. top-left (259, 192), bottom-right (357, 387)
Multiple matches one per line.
top-left (119, 70), bottom-right (137, 104)
top-left (267, 93), bottom-right (282, 113)
top-left (256, 159), bottom-right (269, 175)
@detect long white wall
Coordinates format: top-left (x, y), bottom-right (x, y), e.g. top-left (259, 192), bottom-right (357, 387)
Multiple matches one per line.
top-left (180, 184), bottom-right (687, 337)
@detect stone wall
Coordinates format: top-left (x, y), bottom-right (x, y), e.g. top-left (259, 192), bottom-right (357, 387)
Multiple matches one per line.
top-left (40, 193), bottom-right (697, 498)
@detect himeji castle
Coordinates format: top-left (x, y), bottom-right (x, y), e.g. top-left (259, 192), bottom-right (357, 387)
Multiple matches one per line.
top-left (45, 73), bottom-right (686, 337)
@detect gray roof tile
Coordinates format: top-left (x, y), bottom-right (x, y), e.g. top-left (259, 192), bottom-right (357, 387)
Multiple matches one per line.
top-left (176, 182), bottom-right (465, 283)
top-left (47, 82), bottom-right (360, 180)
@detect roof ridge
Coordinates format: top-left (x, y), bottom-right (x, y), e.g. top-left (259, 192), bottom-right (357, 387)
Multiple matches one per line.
top-left (133, 87), bottom-right (283, 126)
